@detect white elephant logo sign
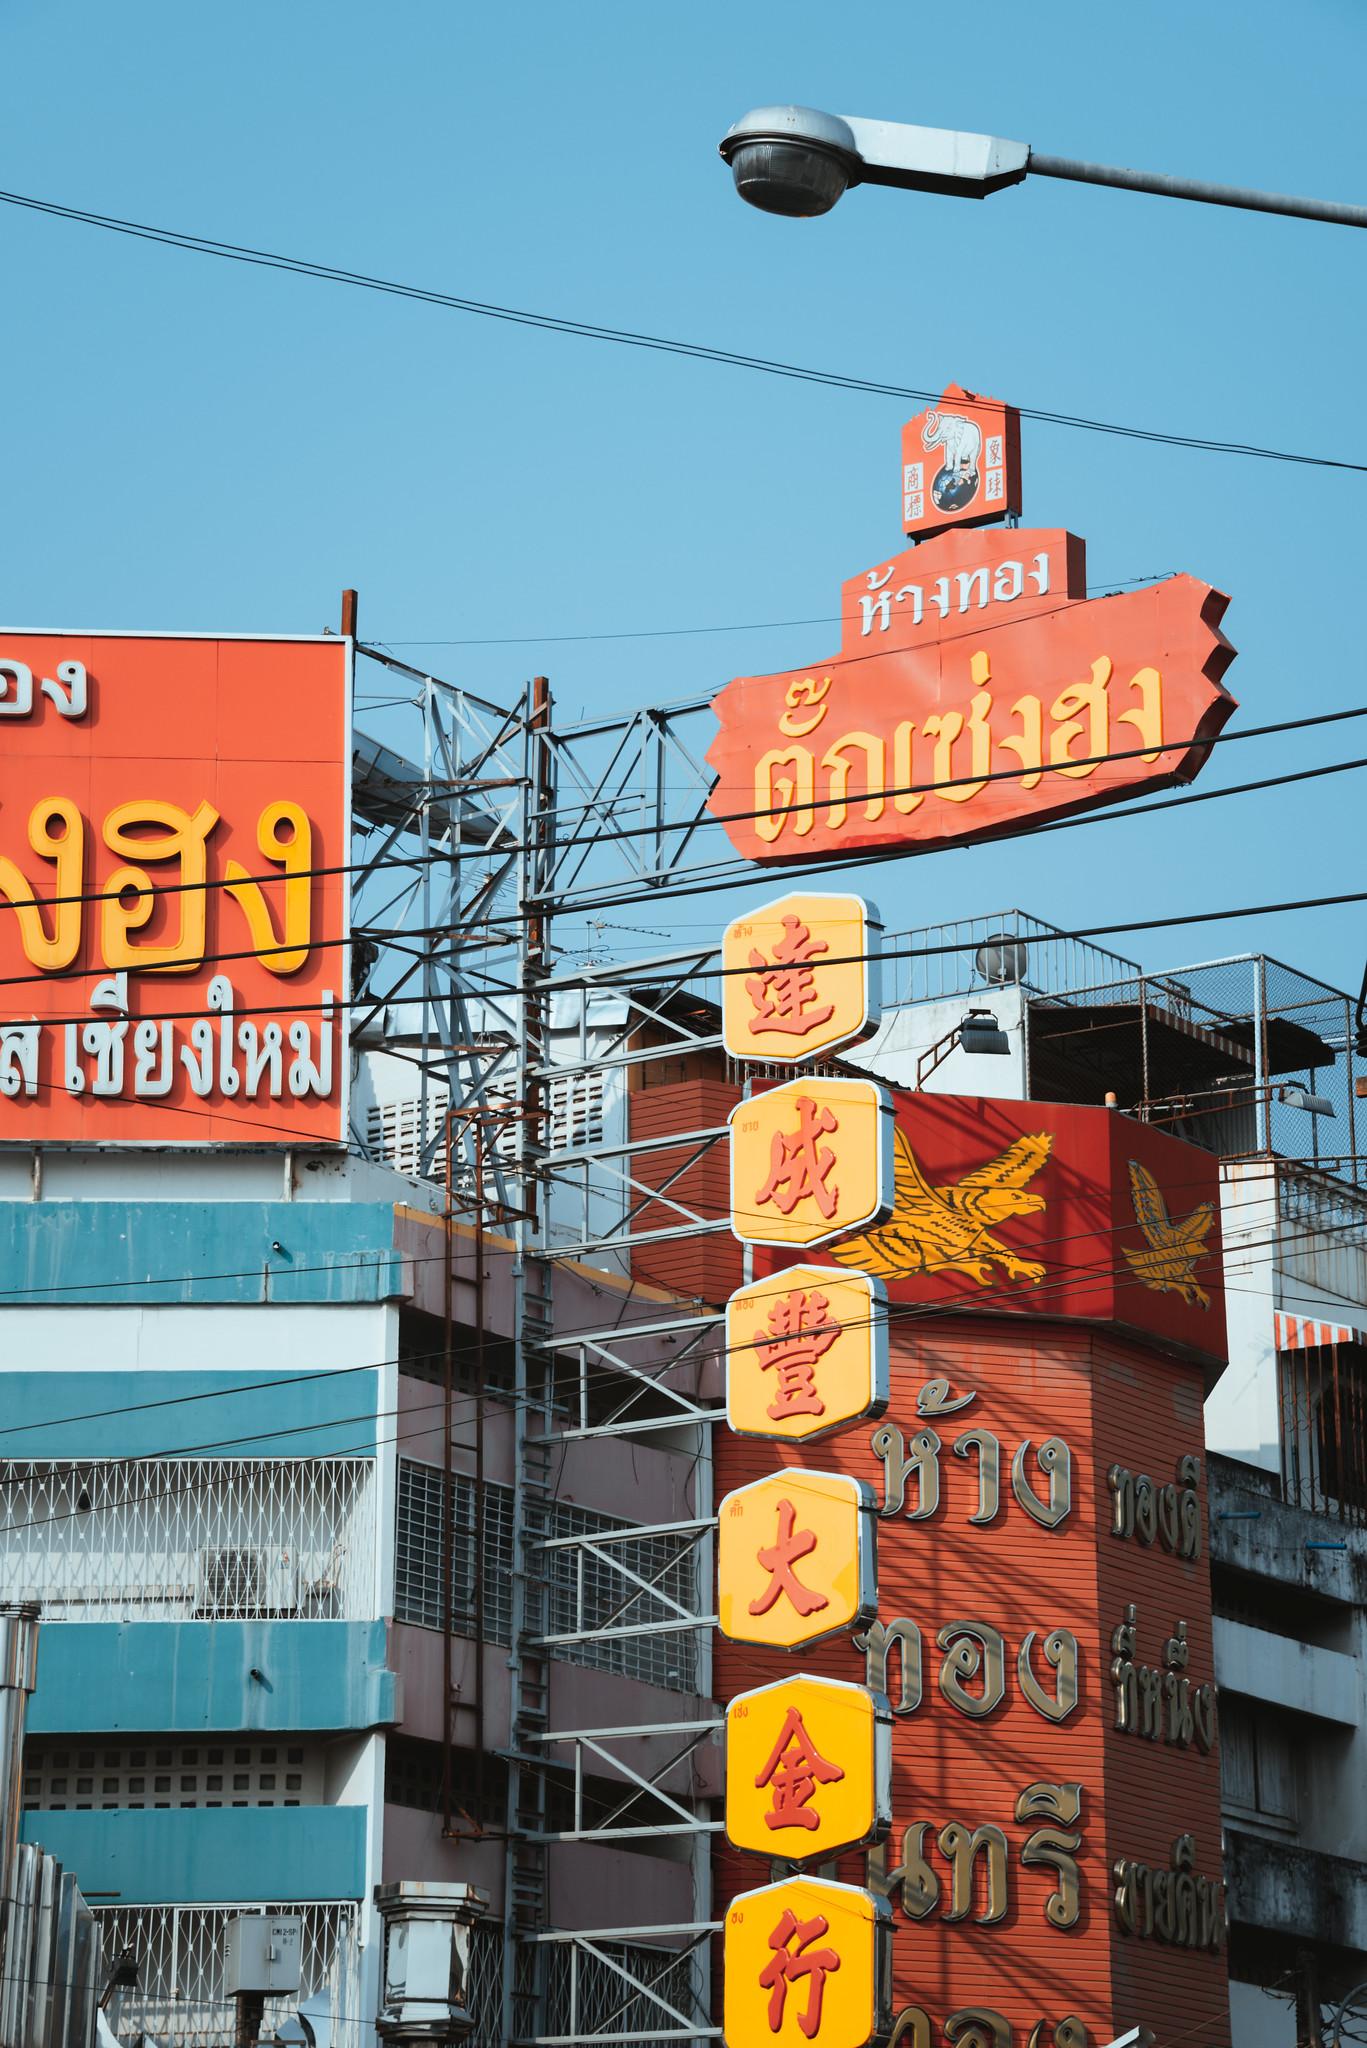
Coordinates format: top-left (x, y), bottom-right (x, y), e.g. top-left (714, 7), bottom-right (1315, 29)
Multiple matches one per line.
top-left (922, 408), bottom-right (983, 513)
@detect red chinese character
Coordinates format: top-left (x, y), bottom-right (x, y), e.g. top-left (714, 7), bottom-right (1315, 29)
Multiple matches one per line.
top-left (746, 916), bottom-right (837, 1040)
top-left (758, 1909), bottom-right (841, 2038)
top-left (755, 1097), bottom-right (839, 1221)
top-left (756, 1287), bottom-right (839, 1421)
top-left (748, 1498), bottom-right (829, 1620)
top-left (755, 1706), bottom-right (844, 1832)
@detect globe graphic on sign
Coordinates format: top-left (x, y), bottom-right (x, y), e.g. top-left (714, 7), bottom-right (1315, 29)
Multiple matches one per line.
top-left (931, 464), bottom-right (980, 511)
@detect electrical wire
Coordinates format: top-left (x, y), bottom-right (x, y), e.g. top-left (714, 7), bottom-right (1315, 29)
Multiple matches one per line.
top-left (0, 184), bottom-right (1361, 473)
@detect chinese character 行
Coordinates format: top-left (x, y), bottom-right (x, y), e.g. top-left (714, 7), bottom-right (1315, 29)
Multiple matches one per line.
top-left (758, 1909), bottom-right (841, 2039)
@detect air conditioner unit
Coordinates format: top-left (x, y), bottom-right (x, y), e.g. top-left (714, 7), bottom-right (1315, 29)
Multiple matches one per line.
top-left (195, 1548), bottom-right (300, 1616)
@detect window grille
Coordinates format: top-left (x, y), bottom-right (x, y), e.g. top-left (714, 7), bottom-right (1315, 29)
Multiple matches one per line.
top-left (93, 1902), bottom-right (361, 2048)
top-left (394, 1464), bottom-right (699, 1691)
top-left (0, 1460), bottom-right (376, 1623)
top-left (24, 1740), bottom-right (321, 1812)
top-left (394, 1463), bottom-right (515, 1643)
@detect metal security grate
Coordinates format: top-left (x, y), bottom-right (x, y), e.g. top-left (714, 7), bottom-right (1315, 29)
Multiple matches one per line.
top-left (464, 1921), bottom-right (700, 2048)
top-left (394, 1462), bottom-right (516, 1642)
top-left (94, 1902), bottom-right (361, 2048)
top-left (0, 1460), bottom-right (376, 1623)
top-left (394, 1464), bottom-right (699, 1690)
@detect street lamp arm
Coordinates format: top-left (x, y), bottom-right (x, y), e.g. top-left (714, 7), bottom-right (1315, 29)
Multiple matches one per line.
top-left (719, 106), bottom-right (1367, 226)
top-left (1026, 149), bottom-right (1367, 228)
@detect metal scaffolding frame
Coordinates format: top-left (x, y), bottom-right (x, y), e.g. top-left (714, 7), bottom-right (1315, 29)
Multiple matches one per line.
top-left (351, 656), bottom-right (727, 2047)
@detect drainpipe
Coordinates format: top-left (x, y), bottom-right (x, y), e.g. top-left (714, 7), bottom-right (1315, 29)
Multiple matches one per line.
top-left (0, 1607), bottom-right (41, 1970)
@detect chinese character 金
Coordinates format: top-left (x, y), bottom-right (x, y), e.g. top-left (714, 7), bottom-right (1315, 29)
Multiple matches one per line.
top-left (758, 1909), bottom-right (841, 2039)
top-left (755, 1096), bottom-right (839, 1220)
top-left (755, 1706), bottom-right (844, 1833)
top-left (756, 1288), bottom-right (839, 1421)
top-left (745, 916), bottom-right (837, 1040)
top-left (748, 1499), bottom-right (829, 1620)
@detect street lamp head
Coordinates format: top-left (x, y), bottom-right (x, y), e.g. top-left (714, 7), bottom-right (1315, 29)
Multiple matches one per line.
top-left (719, 106), bottom-right (860, 218)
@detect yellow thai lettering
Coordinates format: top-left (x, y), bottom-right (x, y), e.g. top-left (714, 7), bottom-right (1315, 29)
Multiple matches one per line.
top-left (224, 801), bottom-right (314, 976)
top-left (1049, 656), bottom-right (1113, 779)
top-left (779, 676), bottom-right (834, 738)
top-left (1000, 696), bottom-right (1045, 789)
top-left (1116, 666), bottom-right (1164, 761)
top-left (755, 748), bottom-right (816, 843)
top-left (0, 799), bottom-right (84, 971)
top-left (893, 721), bottom-right (924, 815)
top-left (820, 731), bottom-right (887, 829)
top-left (100, 798), bottom-right (220, 971)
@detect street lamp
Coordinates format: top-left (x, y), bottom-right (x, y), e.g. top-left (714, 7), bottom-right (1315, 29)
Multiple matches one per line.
top-left (718, 105), bottom-right (1367, 228)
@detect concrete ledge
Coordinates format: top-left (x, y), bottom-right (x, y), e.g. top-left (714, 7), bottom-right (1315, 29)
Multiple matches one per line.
top-left (1227, 1828), bottom-right (1367, 1950)
top-left (1214, 1617), bottom-right (1359, 1725)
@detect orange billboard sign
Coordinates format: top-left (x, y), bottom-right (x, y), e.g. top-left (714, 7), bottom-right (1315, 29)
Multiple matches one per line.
top-left (0, 631), bottom-right (350, 1146)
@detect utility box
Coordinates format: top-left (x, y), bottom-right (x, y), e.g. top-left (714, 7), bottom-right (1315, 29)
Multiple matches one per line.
top-left (224, 1917), bottom-right (304, 1997)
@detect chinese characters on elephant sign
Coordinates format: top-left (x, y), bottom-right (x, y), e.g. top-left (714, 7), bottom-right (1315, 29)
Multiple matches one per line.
top-left (706, 392), bottom-right (1237, 864)
top-left (725, 1674), bottom-right (892, 1861)
top-left (0, 632), bottom-right (350, 1145)
top-left (901, 383), bottom-right (1021, 540)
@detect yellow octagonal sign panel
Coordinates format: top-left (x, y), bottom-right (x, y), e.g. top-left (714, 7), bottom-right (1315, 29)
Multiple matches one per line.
top-left (722, 893), bottom-right (882, 1065)
top-left (729, 1078), bottom-right (895, 1250)
top-left (717, 1470), bottom-right (877, 1651)
top-left (726, 1674), bottom-right (892, 1863)
top-left (723, 1875), bottom-right (891, 2048)
top-left (726, 1266), bottom-right (889, 1443)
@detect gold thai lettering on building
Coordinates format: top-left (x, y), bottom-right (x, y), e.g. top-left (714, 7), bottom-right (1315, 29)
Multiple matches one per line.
top-left (851, 1614), bottom-right (1079, 1724)
top-left (0, 794), bottom-right (316, 976)
top-left (1112, 1835), bottom-right (1226, 1950)
top-left (869, 1783), bottom-right (1083, 1932)
top-left (1107, 1455), bottom-right (1203, 1558)
top-left (872, 1410), bottom-right (1072, 1528)
top-left (885, 2008), bottom-right (1088, 2048)
top-left (1110, 1605), bottom-right (1217, 1751)
top-left (750, 648), bottom-right (1163, 847)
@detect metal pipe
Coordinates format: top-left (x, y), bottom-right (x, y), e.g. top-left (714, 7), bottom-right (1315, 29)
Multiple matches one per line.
top-left (1028, 151), bottom-right (1367, 228)
top-left (0, 1607), bottom-right (40, 1976)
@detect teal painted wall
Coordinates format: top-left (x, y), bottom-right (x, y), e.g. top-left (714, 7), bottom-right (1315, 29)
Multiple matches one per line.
top-left (20, 1805), bottom-right (365, 1903)
top-left (0, 1370), bottom-right (380, 1458)
top-left (0, 1202), bottom-right (405, 1304)
top-left (28, 1621), bottom-right (397, 1735)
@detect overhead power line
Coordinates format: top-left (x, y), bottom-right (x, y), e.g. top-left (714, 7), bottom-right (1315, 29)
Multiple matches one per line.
top-left (0, 184), bottom-right (1362, 473)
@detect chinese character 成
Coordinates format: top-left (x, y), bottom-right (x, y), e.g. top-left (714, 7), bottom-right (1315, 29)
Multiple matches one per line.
top-left (755, 1096), bottom-right (839, 1220)
top-left (758, 1909), bottom-right (841, 2039)
top-left (756, 1288), bottom-right (839, 1421)
top-left (749, 1499), bottom-right (829, 1620)
top-left (755, 1707), bottom-right (844, 1833)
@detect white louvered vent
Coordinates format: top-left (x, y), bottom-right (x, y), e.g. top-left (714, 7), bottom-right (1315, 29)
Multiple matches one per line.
top-left (548, 1070), bottom-right (605, 1153)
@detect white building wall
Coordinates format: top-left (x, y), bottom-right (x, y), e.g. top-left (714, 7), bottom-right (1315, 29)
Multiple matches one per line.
top-left (855, 985), bottom-right (1028, 1097)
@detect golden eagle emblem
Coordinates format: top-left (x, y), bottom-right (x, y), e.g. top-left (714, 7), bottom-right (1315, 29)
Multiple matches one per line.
top-left (1122, 1160), bottom-right (1214, 1308)
top-left (830, 1124), bottom-right (1053, 1288)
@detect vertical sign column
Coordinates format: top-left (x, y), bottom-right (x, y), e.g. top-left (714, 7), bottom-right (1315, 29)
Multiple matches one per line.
top-left (715, 894), bottom-right (895, 2048)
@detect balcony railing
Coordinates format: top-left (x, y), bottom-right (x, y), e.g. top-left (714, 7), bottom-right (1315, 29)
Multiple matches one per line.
top-left (0, 1459), bottom-right (377, 1622)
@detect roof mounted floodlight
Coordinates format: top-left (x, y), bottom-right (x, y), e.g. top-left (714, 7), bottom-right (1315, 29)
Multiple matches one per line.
top-left (1281, 1085), bottom-right (1336, 1118)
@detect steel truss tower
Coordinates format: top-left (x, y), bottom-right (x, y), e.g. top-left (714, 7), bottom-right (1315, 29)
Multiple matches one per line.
top-left (351, 656), bottom-right (731, 2046)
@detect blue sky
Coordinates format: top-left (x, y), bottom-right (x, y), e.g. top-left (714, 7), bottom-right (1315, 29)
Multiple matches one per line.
top-left (4, 0), bottom-right (1366, 994)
